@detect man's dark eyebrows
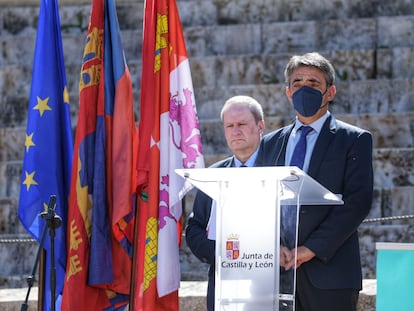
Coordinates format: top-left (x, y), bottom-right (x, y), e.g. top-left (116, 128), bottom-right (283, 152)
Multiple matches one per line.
top-left (307, 78), bottom-right (321, 83)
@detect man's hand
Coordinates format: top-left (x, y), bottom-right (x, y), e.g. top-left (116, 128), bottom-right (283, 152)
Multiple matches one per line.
top-left (284, 246), bottom-right (316, 270)
top-left (280, 245), bottom-right (294, 269)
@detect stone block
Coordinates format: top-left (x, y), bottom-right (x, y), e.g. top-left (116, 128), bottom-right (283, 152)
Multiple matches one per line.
top-left (177, 0), bottom-right (217, 27)
top-left (378, 16), bottom-right (414, 49)
top-left (317, 18), bottom-right (377, 51)
top-left (326, 49), bottom-right (377, 81)
top-left (1, 6), bottom-right (38, 36)
top-left (0, 36), bottom-right (35, 67)
top-left (0, 162), bottom-right (22, 199)
top-left (0, 286), bottom-right (38, 311)
top-left (262, 21), bottom-right (318, 54)
top-left (59, 4), bottom-right (90, 34)
top-left (186, 24), bottom-right (262, 57)
top-left (0, 235), bottom-right (37, 287)
top-left (188, 56), bottom-right (218, 88)
top-left (390, 47), bottom-right (414, 79)
top-left (0, 127), bottom-right (25, 162)
top-left (335, 81), bottom-right (387, 114)
top-left (61, 35), bottom-right (88, 66)
top-left (374, 148), bottom-right (414, 188)
top-left (337, 113), bottom-right (414, 148)
top-left (0, 199), bottom-right (20, 235)
top-left (380, 186), bottom-right (414, 218)
top-left (212, 0), bottom-right (414, 23)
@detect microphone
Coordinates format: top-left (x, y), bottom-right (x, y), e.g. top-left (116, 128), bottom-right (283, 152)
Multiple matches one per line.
top-left (40, 195), bottom-right (62, 229)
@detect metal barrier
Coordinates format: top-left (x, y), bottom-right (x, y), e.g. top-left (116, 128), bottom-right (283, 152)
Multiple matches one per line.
top-left (0, 237), bottom-right (36, 244)
top-left (362, 214), bottom-right (414, 223)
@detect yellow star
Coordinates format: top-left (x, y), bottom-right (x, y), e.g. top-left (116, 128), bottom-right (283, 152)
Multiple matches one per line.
top-left (42, 202), bottom-right (48, 213)
top-left (23, 171), bottom-right (38, 191)
top-left (63, 86), bottom-right (70, 104)
top-left (33, 96), bottom-right (52, 116)
top-left (24, 133), bottom-right (36, 152)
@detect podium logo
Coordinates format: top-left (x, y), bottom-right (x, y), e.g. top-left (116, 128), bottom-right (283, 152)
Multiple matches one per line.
top-left (226, 234), bottom-right (240, 260)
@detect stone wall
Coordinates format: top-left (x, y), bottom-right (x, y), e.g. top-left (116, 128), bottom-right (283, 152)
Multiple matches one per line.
top-left (1, 0), bottom-right (414, 288)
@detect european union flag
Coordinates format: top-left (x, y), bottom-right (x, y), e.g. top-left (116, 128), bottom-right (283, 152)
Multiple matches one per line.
top-left (18, 0), bottom-right (73, 310)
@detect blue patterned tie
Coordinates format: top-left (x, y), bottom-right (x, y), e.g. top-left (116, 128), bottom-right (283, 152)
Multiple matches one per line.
top-left (282, 126), bottom-right (313, 248)
top-left (289, 126), bottom-right (313, 169)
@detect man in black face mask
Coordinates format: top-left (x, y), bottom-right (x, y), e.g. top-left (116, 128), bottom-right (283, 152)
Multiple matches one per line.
top-left (258, 52), bottom-right (374, 311)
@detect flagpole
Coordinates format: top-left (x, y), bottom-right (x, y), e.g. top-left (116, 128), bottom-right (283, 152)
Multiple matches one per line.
top-left (129, 189), bottom-right (146, 311)
top-left (38, 250), bottom-right (45, 311)
top-left (129, 195), bottom-right (141, 311)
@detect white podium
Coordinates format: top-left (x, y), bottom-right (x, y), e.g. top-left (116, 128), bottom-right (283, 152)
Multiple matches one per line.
top-left (176, 166), bottom-right (343, 311)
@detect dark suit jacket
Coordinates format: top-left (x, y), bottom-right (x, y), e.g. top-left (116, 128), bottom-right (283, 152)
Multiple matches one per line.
top-left (258, 115), bottom-right (373, 290)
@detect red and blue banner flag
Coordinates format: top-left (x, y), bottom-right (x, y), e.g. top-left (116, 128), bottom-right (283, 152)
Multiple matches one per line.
top-left (61, 0), bottom-right (137, 309)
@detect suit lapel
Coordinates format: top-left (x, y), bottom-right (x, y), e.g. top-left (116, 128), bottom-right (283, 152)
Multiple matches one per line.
top-left (276, 126), bottom-right (292, 165)
top-left (228, 157), bottom-right (236, 167)
top-left (308, 115), bottom-right (336, 177)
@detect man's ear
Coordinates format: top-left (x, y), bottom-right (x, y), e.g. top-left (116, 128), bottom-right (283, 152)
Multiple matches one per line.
top-left (258, 120), bottom-right (265, 134)
top-left (327, 85), bottom-right (337, 101)
top-left (285, 86), bottom-right (292, 100)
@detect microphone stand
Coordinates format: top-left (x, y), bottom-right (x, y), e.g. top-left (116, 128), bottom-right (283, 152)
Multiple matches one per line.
top-left (21, 195), bottom-right (62, 311)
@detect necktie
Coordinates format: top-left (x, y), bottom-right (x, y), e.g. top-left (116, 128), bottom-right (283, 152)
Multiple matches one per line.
top-left (282, 126), bottom-right (313, 248)
top-left (289, 125), bottom-right (313, 169)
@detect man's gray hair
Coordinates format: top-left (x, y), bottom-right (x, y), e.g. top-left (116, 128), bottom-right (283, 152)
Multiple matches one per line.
top-left (284, 52), bottom-right (336, 87)
top-left (221, 95), bottom-right (264, 123)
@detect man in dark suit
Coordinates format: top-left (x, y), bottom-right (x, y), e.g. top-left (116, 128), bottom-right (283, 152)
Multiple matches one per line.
top-left (259, 52), bottom-right (374, 311)
top-left (185, 95), bottom-right (265, 311)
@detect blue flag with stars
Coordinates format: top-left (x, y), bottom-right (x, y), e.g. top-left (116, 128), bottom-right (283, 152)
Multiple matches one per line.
top-left (18, 0), bottom-right (73, 310)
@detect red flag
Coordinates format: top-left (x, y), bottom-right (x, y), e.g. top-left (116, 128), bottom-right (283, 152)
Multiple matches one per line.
top-left (131, 0), bottom-right (204, 310)
top-left (61, 0), bottom-right (137, 309)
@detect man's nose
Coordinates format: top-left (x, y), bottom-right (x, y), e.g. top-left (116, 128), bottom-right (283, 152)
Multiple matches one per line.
top-left (231, 126), bottom-right (242, 133)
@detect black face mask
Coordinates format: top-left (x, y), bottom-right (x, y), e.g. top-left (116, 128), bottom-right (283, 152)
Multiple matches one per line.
top-left (292, 86), bottom-right (328, 117)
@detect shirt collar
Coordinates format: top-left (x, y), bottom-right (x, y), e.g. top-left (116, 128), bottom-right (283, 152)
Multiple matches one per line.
top-left (233, 147), bottom-right (260, 167)
top-left (293, 111), bottom-right (330, 134)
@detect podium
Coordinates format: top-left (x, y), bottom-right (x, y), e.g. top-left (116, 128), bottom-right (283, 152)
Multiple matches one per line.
top-left (176, 166), bottom-right (343, 311)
